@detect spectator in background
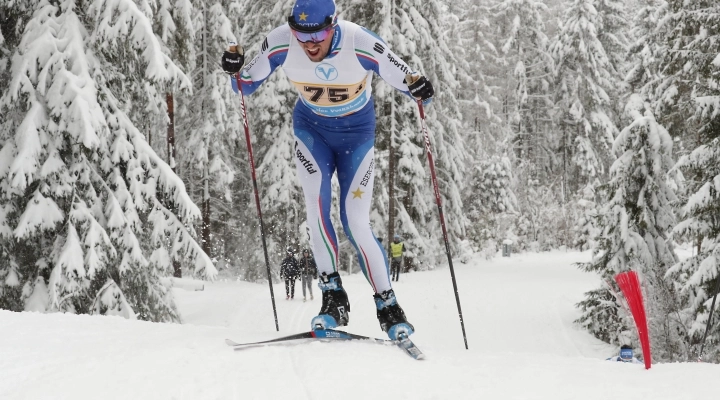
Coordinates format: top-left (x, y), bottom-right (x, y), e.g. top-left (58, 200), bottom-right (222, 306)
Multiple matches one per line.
top-left (299, 249), bottom-right (318, 301)
top-left (280, 247), bottom-right (300, 300)
top-left (390, 234), bottom-right (405, 282)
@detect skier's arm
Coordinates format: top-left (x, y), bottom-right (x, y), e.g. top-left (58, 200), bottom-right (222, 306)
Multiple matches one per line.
top-left (353, 27), bottom-right (433, 104)
top-left (230, 25), bottom-right (291, 96)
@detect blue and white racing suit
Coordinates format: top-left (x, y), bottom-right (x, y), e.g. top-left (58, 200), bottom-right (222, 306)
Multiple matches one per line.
top-left (234, 20), bottom-right (419, 293)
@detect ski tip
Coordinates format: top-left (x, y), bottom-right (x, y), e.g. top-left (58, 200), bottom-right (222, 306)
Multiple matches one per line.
top-left (397, 337), bottom-right (425, 360)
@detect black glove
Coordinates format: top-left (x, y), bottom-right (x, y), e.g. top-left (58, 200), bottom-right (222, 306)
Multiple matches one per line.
top-left (221, 48), bottom-right (245, 75)
top-left (404, 74), bottom-right (434, 101)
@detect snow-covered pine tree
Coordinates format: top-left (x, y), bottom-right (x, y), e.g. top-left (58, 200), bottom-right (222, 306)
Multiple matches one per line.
top-left (465, 155), bottom-right (518, 255)
top-left (513, 174), bottom-right (571, 250)
top-left (652, 0), bottom-right (702, 144)
top-left (231, 0), bottom-right (305, 279)
top-left (451, 0), bottom-right (498, 136)
top-left (576, 95), bottom-right (681, 359)
top-left (550, 0), bottom-right (618, 197)
top-left (450, 0), bottom-right (510, 257)
top-left (671, 138), bottom-right (720, 362)
top-left (573, 183), bottom-right (599, 250)
top-left (171, 0), bottom-right (245, 277)
top-left (625, 0), bottom-right (666, 104)
top-left (593, 0), bottom-right (629, 78)
top-left (664, 0), bottom-right (720, 362)
top-left (0, 0), bottom-right (215, 320)
top-left (490, 0), bottom-right (554, 175)
top-left (488, 0), bottom-right (560, 252)
top-left (592, 0), bottom-right (629, 158)
top-left (0, 2), bottom-right (29, 311)
top-left (146, 0), bottom-right (199, 279)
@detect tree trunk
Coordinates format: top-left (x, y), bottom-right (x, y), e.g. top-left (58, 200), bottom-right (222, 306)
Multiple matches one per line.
top-left (562, 121), bottom-right (568, 203)
top-left (200, 10), bottom-right (212, 259)
top-left (202, 157), bottom-right (211, 257)
top-left (167, 92), bottom-right (181, 278)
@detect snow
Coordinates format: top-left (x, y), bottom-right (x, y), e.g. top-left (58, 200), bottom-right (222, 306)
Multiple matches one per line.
top-left (13, 190), bottom-right (65, 238)
top-left (1, 250), bottom-right (717, 399)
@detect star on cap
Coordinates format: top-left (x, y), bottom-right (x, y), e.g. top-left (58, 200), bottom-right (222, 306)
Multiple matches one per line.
top-left (299, 12), bottom-right (308, 21)
top-left (352, 188), bottom-right (364, 199)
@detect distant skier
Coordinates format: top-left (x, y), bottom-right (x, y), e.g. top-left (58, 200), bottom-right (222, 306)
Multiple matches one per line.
top-left (280, 247), bottom-right (300, 300)
top-left (221, 0), bottom-right (433, 340)
top-left (390, 234), bottom-right (405, 282)
top-left (298, 249), bottom-right (318, 301)
top-left (606, 345), bottom-right (643, 364)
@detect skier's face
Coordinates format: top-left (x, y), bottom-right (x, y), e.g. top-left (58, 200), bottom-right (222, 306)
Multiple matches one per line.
top-left (297, 27), bottom-right (335, 62)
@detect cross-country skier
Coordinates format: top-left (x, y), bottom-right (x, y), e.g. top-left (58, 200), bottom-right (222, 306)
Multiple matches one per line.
top-left (606, 345), bottom-right (643, 364)
top-left (280, 247), bottom-right (300, 300)
top-left (390, 234), bottom-right (405, 282)
top-left (298, 249), bottom-right (317, 301)
top-left (220, 0), bottom-right (433, 340)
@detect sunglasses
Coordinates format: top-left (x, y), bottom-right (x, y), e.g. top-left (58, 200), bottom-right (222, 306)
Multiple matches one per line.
top-left (292, 26), bottom-right (334, 43)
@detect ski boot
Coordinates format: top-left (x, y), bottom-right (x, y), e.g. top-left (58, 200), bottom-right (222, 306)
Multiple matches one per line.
top-left (374, 289), bottom-right (414, 340)
top-left (311, 272), bottom-right (350, 330)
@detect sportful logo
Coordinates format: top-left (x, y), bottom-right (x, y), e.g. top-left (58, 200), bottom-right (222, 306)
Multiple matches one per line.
top-left (315, 63), bottom-right (338, 81)
top-left (244, 55), bottom-right (259, 71)
top-left (295, 142), bottom-right (318, 174)
top-left (387, 53), bottom-right (409, 75)
top-left (373, 42), bottom-right (385, 54)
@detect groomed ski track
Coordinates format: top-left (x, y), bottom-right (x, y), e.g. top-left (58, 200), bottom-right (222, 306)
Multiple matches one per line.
top-left (1, 250), bottom-right (717, 400)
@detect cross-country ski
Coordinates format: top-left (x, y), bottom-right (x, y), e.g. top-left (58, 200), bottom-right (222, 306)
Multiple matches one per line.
top-left (225, 329), bottom-right (424, 359)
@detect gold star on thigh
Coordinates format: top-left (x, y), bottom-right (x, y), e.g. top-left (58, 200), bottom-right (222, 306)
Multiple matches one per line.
top-left (352, 188), bottom-right (364, 199)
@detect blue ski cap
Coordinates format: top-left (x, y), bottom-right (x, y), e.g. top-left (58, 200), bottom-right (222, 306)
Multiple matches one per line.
top-left (394, 234), bottom-right (401, 240)
top-left (620, 347), bottom-right (633, 361)
top-left (289, 0), bottom-right (336, 33)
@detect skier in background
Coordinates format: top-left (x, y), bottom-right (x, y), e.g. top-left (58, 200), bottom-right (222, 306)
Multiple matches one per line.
top-left (298, 249), bottom-right (318, 301)
top-left (280, 247), bottom-right (300, 300)
top-left (390, 234), bottom-right (405, 282)
top-left (606, 345), bottom-right (643, 364)
top-left (220, 0), bottom-right (433, 340)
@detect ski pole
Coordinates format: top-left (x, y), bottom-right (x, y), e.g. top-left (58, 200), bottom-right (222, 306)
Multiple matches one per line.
top-left (414, 99), bottom-right (469, 349)
top-left (233, 63), bottom-right (279, 332)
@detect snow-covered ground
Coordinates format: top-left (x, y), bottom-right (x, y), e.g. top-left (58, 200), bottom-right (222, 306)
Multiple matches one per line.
top-left (1, 250), bottom-right (716, 399)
